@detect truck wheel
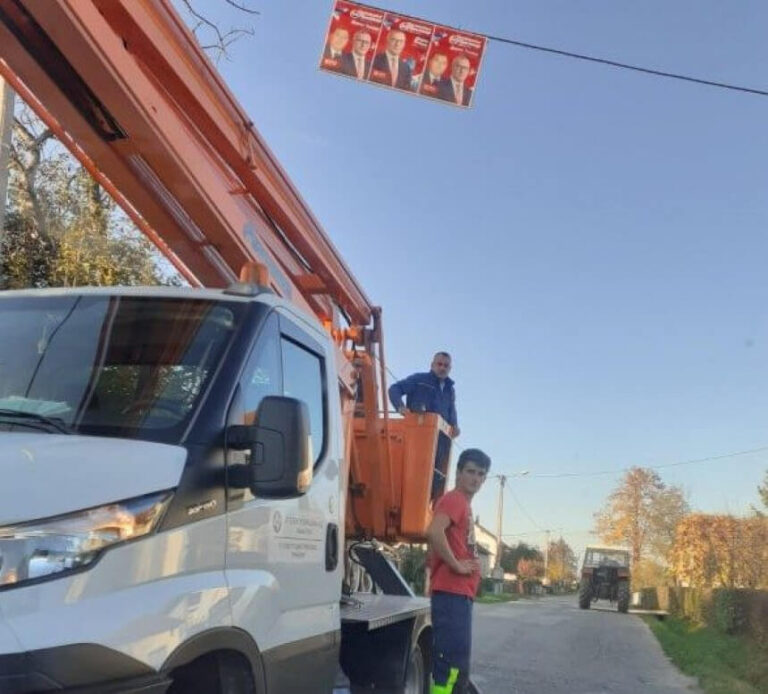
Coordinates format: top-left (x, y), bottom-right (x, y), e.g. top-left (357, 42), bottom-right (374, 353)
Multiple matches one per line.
top-left (168, 652), bottom-right (256, 694)
top-left (403, 644), bottom-right (427, 694)
top-left (617, 581), bottom-right (630, 614)
top-left (578, 584), bottom-right (591, 610)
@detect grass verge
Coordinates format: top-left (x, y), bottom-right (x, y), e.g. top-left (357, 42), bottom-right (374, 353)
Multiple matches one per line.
top-left (643, 616), bottom-right (768, 694)
top-left (475, 594), bottom-right (519, 604)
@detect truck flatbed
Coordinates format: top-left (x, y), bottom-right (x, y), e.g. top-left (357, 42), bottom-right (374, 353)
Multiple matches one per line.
top-left (341, 594), bottom-right (430, 632)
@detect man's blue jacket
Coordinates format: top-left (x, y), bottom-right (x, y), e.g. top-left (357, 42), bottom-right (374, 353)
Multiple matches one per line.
top-left (388, 371), bottom-right (458, 427)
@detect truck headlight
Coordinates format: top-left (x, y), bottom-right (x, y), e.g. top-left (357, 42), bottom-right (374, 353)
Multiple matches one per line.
top-left (0, 491), bottom-right (173, 589)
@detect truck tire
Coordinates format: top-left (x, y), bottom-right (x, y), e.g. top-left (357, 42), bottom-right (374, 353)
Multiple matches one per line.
top-left (168, 652), bottom-right (256, 694)
top-left (617, 581), bottom-right (630, 614)
top-left (403, 643), bottom-right (427, 694)
top-left (578, 583), bottom-right (591, 610)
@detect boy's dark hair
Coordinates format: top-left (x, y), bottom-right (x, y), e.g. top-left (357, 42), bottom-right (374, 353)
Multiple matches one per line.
top-left (456, 448), bottom-right (491, 473)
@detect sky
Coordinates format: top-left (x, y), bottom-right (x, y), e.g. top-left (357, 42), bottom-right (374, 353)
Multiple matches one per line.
top-left (184, 0), bottom-right (768, 559)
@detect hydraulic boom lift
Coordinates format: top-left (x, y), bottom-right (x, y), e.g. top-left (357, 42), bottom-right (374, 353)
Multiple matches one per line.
top-left (0, 0), bottom-right (449, 542)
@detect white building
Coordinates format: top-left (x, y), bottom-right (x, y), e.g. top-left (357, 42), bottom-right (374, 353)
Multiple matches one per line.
top-left (474, 519), bottom-right (509, 578)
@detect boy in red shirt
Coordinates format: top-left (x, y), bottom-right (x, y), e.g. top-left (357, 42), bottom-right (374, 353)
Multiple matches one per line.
top-left (426, 448), bottom-right (491, 694)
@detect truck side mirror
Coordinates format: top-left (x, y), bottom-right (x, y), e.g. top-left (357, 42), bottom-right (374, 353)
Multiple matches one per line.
top-left (228, 396), bottom-right (313, 497)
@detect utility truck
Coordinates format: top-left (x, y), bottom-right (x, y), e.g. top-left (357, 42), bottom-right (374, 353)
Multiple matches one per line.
top-left (0, 1), bottom-right (456, 691)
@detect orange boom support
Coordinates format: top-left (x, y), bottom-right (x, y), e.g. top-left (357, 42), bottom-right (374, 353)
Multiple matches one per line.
top-left (0, 0), bottom-right (450, 541)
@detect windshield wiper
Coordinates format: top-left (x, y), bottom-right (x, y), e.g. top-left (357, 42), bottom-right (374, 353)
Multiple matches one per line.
top-left (0, 409), bottom-right (73, 434)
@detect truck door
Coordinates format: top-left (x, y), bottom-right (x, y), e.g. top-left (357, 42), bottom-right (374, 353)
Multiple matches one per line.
top-left (225, 311), bottom-right (340, 693)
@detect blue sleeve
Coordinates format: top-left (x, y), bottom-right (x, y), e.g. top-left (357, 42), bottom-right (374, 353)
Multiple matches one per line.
top-left (388, 373), bottom-right (417, 411)
top-left (449, 394), bottom-right (458, 427)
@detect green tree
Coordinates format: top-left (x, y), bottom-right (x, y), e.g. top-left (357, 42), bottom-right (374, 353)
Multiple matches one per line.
top-left (398, 545), bottom-right (427, 595)
top-left (1, 211), bottom-right (55, 288)
top-left (2, 105), bottom-right (177, 288)
top-left (501, 542), bottom-right (543, 573)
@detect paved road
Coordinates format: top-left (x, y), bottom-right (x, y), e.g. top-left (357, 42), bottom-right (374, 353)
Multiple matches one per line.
top-left (471, 595), bottom-right (701, 694)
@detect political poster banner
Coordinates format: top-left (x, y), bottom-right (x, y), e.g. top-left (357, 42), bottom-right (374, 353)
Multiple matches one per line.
top-left (319, 1), bottom-right (487, 108)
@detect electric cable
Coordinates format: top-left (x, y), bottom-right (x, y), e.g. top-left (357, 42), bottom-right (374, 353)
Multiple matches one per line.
top-left (485, 33), bottom-right (768, 98)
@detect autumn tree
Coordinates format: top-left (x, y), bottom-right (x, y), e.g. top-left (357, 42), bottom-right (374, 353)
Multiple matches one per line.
top-left (517, 558), bottom-right (545, 582)
top-left (593, 467), bottom-right (689, 569)
top-left (671, 514), bottom-right (768, 589)
top-left (649, 481), bottom-right (691, 560)
top-left (546, 537), bottom-right (577, 585)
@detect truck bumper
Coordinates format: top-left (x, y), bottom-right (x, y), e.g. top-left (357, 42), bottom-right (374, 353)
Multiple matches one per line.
top-left (0, 644), bottom-right (171, 694)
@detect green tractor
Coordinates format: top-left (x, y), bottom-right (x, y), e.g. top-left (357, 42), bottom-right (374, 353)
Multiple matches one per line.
top-left (578, 546), bottom-right (631, 613)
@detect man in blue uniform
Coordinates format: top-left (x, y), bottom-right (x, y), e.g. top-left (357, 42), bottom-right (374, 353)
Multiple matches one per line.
top-left (388, 352), bottom-right (460, 496)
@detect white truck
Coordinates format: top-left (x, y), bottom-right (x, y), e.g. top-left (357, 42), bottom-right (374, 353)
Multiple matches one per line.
top-left (0, 286), bottom-right (431, 693)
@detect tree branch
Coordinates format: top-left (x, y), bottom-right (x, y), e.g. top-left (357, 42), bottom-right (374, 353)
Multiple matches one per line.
top-left (33, 128), bottom-right (53, 149)
top-left (179, 0), bottom-right (258, 61)
top-left (224, 0), bottom-right (260, 15)
top-left (12, 117), bottom-right (35, 147)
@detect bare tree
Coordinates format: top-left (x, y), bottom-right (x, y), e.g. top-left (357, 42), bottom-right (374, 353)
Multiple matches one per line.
top-left (177, 0), bottom-right (261, 61)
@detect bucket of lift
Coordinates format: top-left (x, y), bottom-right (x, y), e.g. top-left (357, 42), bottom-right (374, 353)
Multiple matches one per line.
top-left (346, 411), bottom-right (453, 542)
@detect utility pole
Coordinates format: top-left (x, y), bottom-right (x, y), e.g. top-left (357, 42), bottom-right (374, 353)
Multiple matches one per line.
top-left (0, 77), bottom-right (15, 236)
top-left (491, 470), bottom-right (529, 585)
top-left (544, 529), bottom-right (551, 580)
top-left (494, 474), bottom-right (506, 574)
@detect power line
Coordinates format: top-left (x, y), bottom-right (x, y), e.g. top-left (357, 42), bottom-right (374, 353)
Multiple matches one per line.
top-left (343, 1), bottom-right (768, 98)
top-left (505, 482), bottom-right (544, 532)
top-left (379, 357), bottom-right (768, 479)
top-left (483, 34), bottom-right (768, 98)
top-left (528, 445), bottom-right (768, 480)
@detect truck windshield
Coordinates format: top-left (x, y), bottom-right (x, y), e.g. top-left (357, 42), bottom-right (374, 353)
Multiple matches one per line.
top-left (0, 294), bottom-right (244, 444)
top-left (585, 550), bottom-right (629, 567)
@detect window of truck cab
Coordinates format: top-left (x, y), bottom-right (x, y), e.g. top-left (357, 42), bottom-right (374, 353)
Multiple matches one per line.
top-left (0, 294), bottom-right (245, 444)
top-left (236, 312), bottom-right (328, 467)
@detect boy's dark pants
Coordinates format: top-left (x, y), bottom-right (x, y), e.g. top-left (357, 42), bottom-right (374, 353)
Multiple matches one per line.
top-left (430, 591), bottom-right (472, 693)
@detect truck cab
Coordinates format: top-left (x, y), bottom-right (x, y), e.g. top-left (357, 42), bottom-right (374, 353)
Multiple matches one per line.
top-left (0, 286), bottom-right (430, 693)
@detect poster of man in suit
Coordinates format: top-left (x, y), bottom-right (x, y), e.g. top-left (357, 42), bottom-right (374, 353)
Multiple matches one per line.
top-left (422, 26), bottom-right (487, 108)
top-left (319, 1), bottom-right (384, 80)
top-left (342, 30), bottom-right (374, 80)
top-left (319, 2), bottom-right (487, 109)
top-left (368, 15), bottom-right (432, 93)
top-left (438, 54), bottom-right (474, 106)
top-left (419, 52), bottom-right (449, 98)
top-left (321, 27), bottom-right (350, 73)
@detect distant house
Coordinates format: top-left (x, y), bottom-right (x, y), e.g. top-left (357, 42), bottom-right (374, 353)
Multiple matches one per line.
top-left (475, 542), bottom-right (493, 578)
top-left (474, 518), bottom-right (510, 578)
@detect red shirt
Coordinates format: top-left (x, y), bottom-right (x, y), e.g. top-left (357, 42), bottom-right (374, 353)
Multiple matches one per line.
top-left (429, 489), bottom-right (480, 598)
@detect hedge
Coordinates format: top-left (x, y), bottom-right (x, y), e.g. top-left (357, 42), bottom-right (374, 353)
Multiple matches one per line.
top-left (639, 587), bottom-right (768, 645)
